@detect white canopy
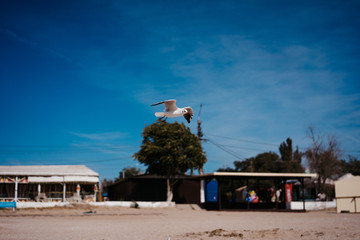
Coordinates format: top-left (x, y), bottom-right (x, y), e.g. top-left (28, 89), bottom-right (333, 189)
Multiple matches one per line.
top-left (0, 165), bottom-right (99, 183)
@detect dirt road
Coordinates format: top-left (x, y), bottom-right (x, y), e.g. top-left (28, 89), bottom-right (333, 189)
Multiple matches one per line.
top-left (1, 205), bottom-right (359, 240)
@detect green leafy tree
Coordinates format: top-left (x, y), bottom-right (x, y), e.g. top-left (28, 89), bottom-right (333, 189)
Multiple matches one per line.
top-left (133, 120), bottom-right (207, 202)
top-left (115, 167), bottom-right (143, 182)
top-left (101, 178), bottom-right (114, 189)
top-left (101, 178), bottom-right (114, 194)
top-left (219, 138), bottom-right (304, 173)
top-left (279, 138), bottom-right (304, 173)
top-left (217, 166), bottom-right (237, 172)
top-left (232, 152), bottom-right (282, 172)
top-left (340, 156), bottom-right (360, 176)
top-left (233, 159), bottom-right (251, 172)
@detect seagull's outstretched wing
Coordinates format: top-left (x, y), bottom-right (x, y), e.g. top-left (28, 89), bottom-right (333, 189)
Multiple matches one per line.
top-left (151, 99), bottom-right (177, 112)
top-left (184, 107), bottom-right (193, 123)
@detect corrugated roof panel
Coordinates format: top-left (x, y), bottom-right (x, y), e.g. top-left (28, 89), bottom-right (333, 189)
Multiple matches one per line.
top-left (28, 176), bottom-right (99, 183)
top-left (0, 165), bottom-right (99, 177)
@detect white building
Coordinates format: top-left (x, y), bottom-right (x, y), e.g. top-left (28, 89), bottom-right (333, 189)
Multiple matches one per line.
top-left (0, 165), bottom-right (99, 202)
top-left (335, 175), bottom-right (360, 213)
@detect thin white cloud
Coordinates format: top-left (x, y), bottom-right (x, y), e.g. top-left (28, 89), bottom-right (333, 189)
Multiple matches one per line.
top-left (70, 131), bottom-right (126, 142)
top-left (139, 34), bottom-right (360, 164)
top-left (0, 26), bottom-right (82, 67)
top-left (69, 131), bottom-right (138, 157)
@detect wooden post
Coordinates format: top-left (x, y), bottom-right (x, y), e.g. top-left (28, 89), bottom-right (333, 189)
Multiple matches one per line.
top-left (231, 178), bottom-right (234, 206)
top-left (94, 184), bottom-right (98, 202)
top-left (37, 184), bottom-right (41, 202)
top-left (217, 178), bottom-right (222, 210)
top-left (204, 179), bottom-right (208, 205)
top-left (63, 183), bottom-right (66, 202)
top-left (14, 176), bottom-right (18, 202)
top-left (200, 178), bottom-right (205, 203)
top-left (246, 178), bottom-right (250, 209)
top-left (354, 197), bottom-right (357, 213)
top-left (76, 184), bottom-right (80, 197)
top-left (301, 178), bottom-right (306, 211)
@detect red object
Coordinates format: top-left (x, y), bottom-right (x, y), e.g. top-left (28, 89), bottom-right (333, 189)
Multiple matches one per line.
top-left (285, 183), bottom-right (292, 202)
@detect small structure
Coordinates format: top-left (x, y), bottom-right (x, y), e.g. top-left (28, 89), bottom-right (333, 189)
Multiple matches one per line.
top-left (198, 172), bottom-right (317, 211)
top-left (107, 174), bottom-right (200, 203)
top-left (335, 175), bottom-right (360, 213)
top-left (107, 171), bottom-right (317, 211)
top-left (0, 165), bottom-right (99, 202)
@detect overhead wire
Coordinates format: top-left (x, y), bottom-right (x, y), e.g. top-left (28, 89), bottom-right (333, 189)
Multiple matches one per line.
top-left (0, 144), bottom-right (138, 155)
top-left (0, 144), bottom-right (136, 167)
top-left (1, 156), bottom-right (132, 166)
top-left (205, 133), bottom-right (360, 155)
top-left (0, 132), bottom-right (358, 167)
top-left (204, 133), bottom-right (275, 161)
top-left (205, 133), bottom-right (280, 147)
top-left (0, 144), bottom-right (137, 149)
top-left (205, 138), bottom-right (245, 161)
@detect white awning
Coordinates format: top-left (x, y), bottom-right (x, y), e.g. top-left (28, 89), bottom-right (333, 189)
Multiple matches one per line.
top-left (0, 165), bottom-right (99, 184)
top-left (28, 176), bottom-right (99, 183)
top-left (0, 165), bottom-right (99, 177)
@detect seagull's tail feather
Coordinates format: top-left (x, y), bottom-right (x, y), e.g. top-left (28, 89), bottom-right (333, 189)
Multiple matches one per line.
top-left (155, 112), bottom-right (165, 117)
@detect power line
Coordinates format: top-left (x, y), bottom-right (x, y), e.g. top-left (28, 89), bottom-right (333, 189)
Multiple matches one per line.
top-left (0, 144), bottom-right (138, 155)
top-left (213, 143), bottom-right (272, 152)
top-left (205, 134), bottom-right (276, 160)
top-left (72, 156), bottom-right (132, 164)
top-left (205, 133), bottom-right (360, 154)
top-left (206, 138), bottom-right (245, 161)
top-left (205, 133), bottom-right (280, 147)
top-left (0, 144), bottom-right (137, 149)
top-left (1, 156), bottom-right (132, 166)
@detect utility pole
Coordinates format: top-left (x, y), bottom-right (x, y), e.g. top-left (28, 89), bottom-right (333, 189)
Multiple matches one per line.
top-left (197, 104), bottom-right (205, 203)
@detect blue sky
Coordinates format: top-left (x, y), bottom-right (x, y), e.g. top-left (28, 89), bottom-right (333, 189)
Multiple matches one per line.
top-left (1, 0), bottom-right (359, 180)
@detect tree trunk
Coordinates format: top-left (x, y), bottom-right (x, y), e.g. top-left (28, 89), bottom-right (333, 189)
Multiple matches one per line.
top-left (166, 178), bottom-right (173, 202)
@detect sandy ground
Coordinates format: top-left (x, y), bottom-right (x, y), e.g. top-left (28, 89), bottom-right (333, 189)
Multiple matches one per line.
top-left (0, 204), bottom-right (359, 240)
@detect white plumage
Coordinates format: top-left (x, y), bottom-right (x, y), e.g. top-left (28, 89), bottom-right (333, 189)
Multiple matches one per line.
top-left (151, 99), bottom-right (193, 123)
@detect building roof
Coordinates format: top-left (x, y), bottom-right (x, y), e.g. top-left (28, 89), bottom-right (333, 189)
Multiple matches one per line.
top-left (0, 165), bottom-right (99, 177)
top-left (199, 172), bottom-right (317, 178)
top-left (335, 175), bottom-right (360, 198)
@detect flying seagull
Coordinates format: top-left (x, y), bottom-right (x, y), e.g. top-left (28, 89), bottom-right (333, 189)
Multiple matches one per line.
top-left (151, 99), bottom-right (193, 123)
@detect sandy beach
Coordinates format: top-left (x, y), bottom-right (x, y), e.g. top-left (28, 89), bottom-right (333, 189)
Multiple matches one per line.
top-left (1, 205), bottom-right (359, 240)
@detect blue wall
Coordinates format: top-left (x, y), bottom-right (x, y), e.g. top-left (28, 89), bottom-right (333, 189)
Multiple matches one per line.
top-left (205, 180), bottom-right (218, 202)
